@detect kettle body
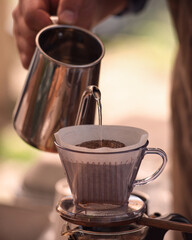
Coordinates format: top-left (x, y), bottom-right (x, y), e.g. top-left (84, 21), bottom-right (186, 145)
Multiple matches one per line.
top-left (13, 25), bottom-right (104, 152)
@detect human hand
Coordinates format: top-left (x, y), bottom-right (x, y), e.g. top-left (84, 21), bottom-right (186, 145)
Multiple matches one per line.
top-left (12, 0), bottom-right (127, 69)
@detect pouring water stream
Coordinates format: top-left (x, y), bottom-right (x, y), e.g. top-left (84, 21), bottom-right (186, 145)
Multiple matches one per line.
top-left (75, 85), bottom-right (103, 144)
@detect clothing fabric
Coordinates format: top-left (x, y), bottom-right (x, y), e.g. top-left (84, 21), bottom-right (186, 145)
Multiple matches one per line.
top-left (167, 0), bottom-right (192, 221)
top-left (116, 0), bottom-right (148, 16)
top-left (120, 0), bottom-right (192, 227)
top-left (129, 0), bottom-right (149, 13)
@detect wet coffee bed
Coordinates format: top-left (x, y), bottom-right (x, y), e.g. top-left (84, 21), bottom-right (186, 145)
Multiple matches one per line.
top-left (76, 139), bottom-right (125, 149)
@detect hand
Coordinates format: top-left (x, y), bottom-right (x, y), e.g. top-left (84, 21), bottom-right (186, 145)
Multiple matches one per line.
top-left (12, 0), bottom-right (127, 69)
top-left (57, 0), bottom-right (127, 28)
top-left (12, 0), bottom-right (58, 69)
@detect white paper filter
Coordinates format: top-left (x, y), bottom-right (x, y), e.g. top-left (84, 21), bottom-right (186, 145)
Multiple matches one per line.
top-left (54, 125), bottom-right (148, 152)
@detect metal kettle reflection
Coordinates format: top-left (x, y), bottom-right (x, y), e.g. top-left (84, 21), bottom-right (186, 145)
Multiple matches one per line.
top-left (13, 24), bottom-right (104, 152)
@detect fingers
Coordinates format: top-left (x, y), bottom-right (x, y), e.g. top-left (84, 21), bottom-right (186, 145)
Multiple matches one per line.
top-left (12, 0), bottom-right (53, 69)
top-left (12, 11), bottom-right (36, 68)
top-left (19, 0), bottom-right (52, 31)
top-left (57, 0), bottom-right (127, 30)
top-left (57, 0), bottom-right (95, 28)
top-left (57, 0), bottom-right (82, 25)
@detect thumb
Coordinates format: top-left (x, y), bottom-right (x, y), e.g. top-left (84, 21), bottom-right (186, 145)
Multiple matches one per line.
top-left (57, 0), bottom-right (82, 25)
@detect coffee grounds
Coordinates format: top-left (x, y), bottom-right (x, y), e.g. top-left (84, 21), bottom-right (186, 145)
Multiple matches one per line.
top-left (76, 139), bottom-right (125, 149)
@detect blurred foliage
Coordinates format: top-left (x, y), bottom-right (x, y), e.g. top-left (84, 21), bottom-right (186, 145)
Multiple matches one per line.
top-left (0, 125), bottom-right (38, 163)
top-left (100, 0), bottom-right (176, 50)
top-left (98, 0), bottom-right (176, 84)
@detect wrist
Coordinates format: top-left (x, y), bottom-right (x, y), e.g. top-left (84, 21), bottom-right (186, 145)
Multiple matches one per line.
top-left (116, 0), bottom-right (148, 16)
top-left (96, 0), bottom-right (128, 21)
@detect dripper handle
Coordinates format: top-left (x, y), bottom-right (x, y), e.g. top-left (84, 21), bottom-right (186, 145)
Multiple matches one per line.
top-left (133, 148), bottom-right (167, 186)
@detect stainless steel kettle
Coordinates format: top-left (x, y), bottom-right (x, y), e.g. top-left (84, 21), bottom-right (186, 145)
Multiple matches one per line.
top-left (13, 24), bottom-right (104, 152)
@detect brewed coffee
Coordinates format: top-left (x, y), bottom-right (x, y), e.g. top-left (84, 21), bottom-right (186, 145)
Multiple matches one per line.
top-left (76, 139), bottom-right (125, 149)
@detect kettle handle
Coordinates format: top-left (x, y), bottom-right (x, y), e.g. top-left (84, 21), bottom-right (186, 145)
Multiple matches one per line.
top-left (50, 16), bottom-right (59, 24)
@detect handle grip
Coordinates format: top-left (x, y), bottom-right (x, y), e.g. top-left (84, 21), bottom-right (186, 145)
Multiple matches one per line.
top-left (133, 148), bottom-right (167, 186)
top-left (50, 16), bottom-right (58, 24)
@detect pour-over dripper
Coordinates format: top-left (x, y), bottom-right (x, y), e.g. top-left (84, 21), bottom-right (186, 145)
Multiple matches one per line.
top-left (54, 125), bottom-right (167, 210)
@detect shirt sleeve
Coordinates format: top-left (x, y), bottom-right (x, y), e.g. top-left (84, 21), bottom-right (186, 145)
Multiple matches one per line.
top-left (117, 0), bottom-right (149, 16)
